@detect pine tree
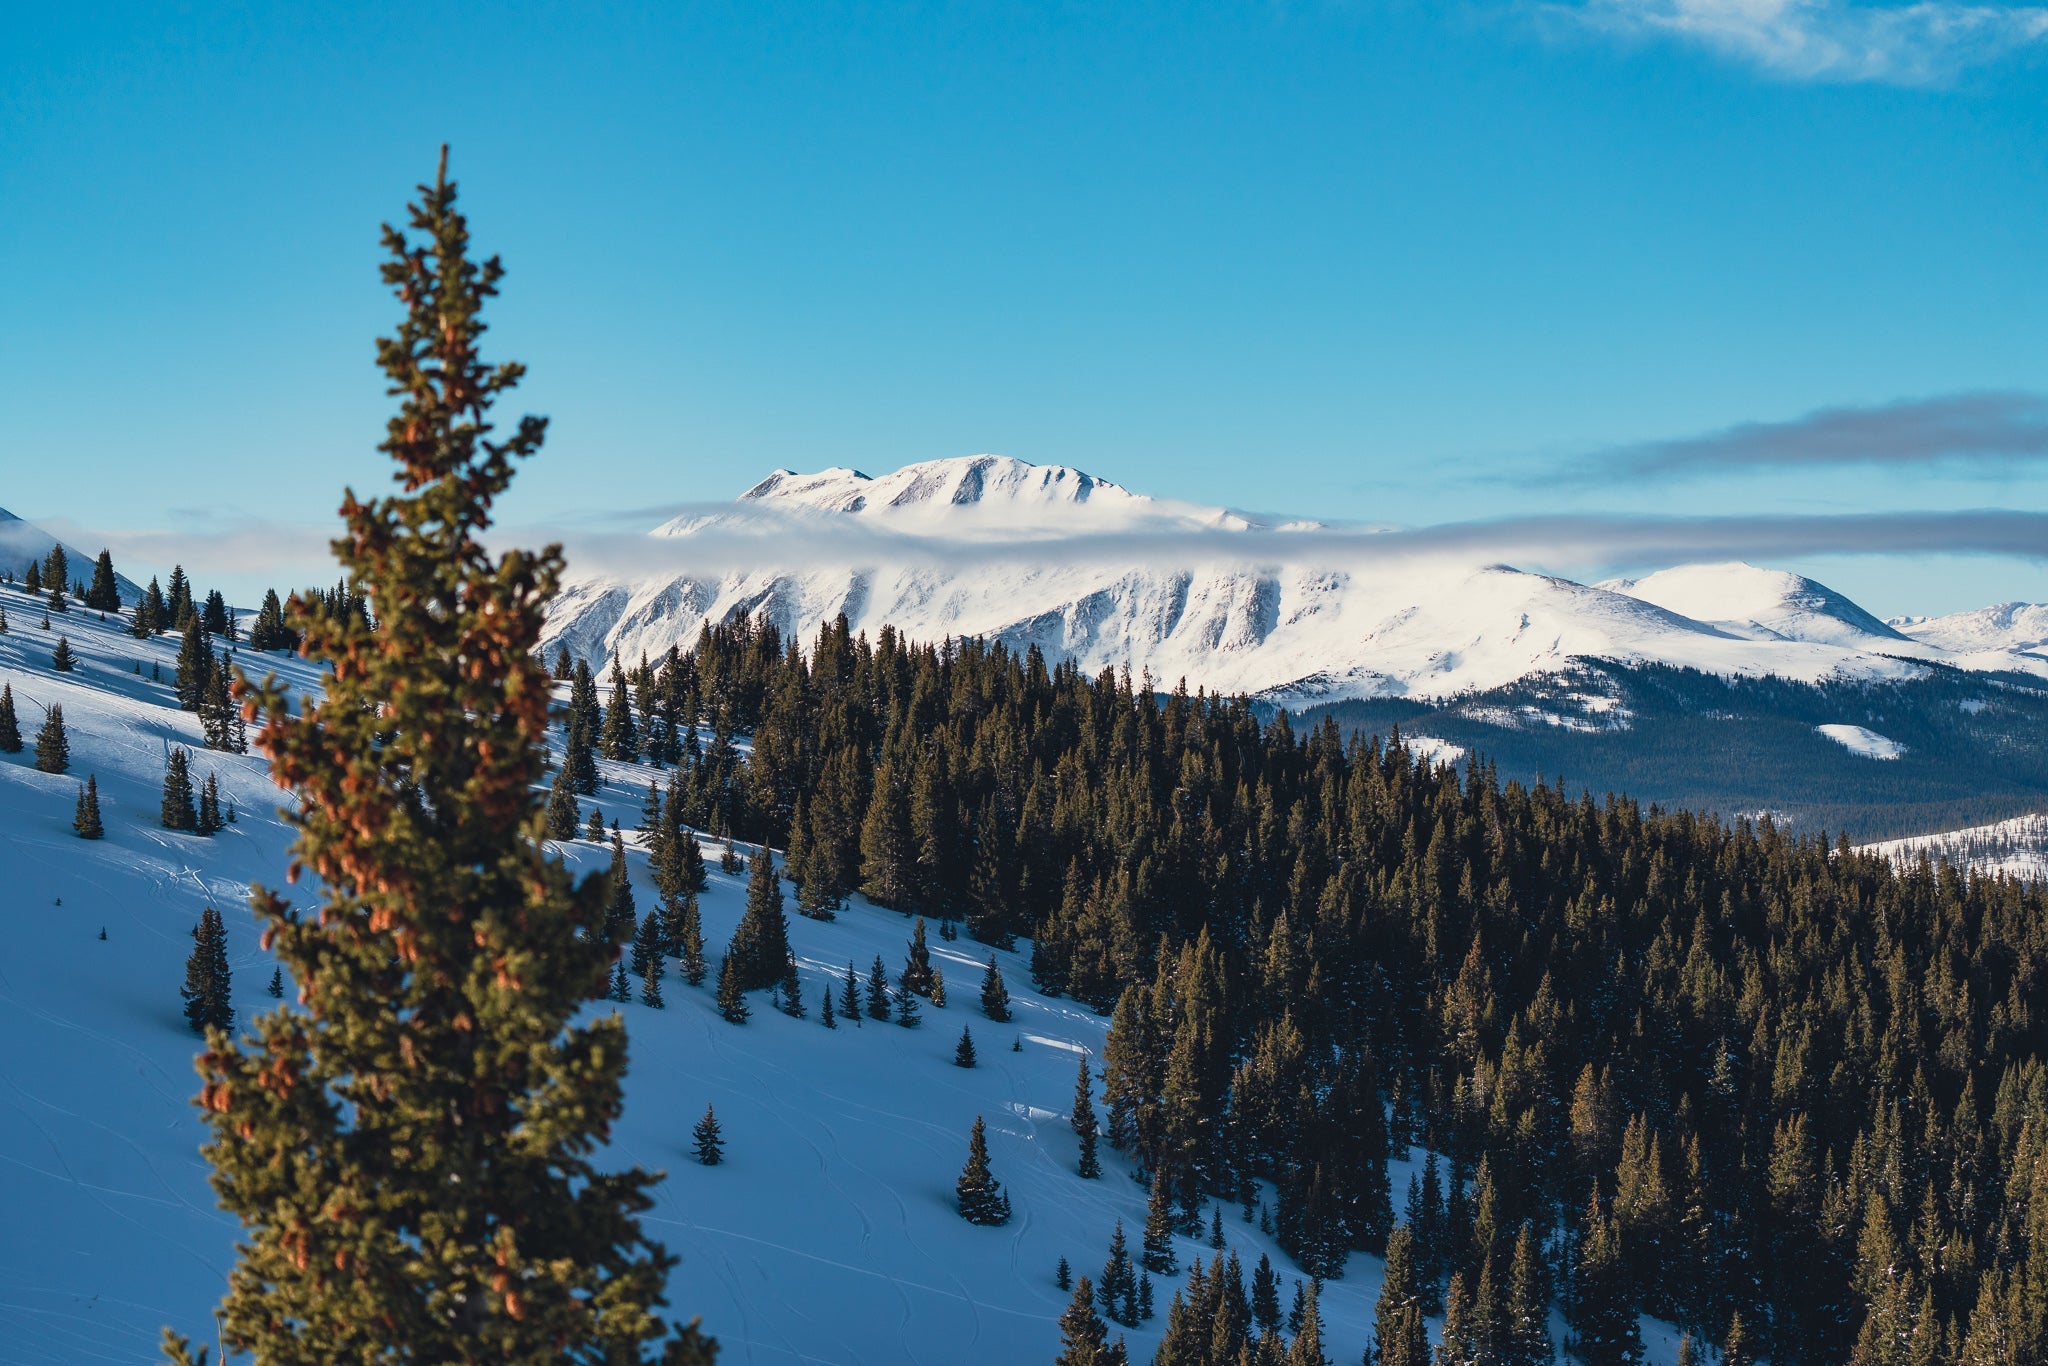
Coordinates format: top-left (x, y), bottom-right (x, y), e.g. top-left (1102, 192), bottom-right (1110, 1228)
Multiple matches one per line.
top-left (201, 657), bottom-right (247, 751)
top-left (728, 846), bottom-right (791, 991)
top-left (51, 634), bottom-right (74, 671)
top-left (0, 683), bottom-right (19, 752)
top-left (601, 663), bottom-right (637, 760)
top-left (86, 549), bottom-right (120, 612)
top-left (196, 772), bottom-right (223, 836)
top-left (640, 953), bottom-right (665, 1009)
top-left (980, 954), bottom-right (1011, 1021)
top-left (34, 703), bottom-right (69, 774)
top-left (1073, 1054), bottom-right (1102, 1178)
top-left (716, 954), bottom-right (750, 1023)
top-left (1505, 1220), bottom-right (1551, 1366)
top-left (954, 1025), bottom-right (978, 1068)
top-left (1144, 1168), bottom-right (1181, 1274)
top-left (675, 890), bottom-right (707, 986)
top-left (1056, 1276), bottom-right (1126, 1366)
top-left (894, 977), bottom-right (922, 1028)
top-left (692, 1105), bottom-right (724, 1166)
top-left (545, 759), bottom-right (580, 840)
top-left (181, 905), bottom-right (234, 1035)
top-left (1570, 1190), bottom-right (1642, 1366)
top-left (607, 832), bottom-right (639, 947)
top-left (585, 805), bottom-right (605, 842)
top-left (609, 956), bottom-right (632, 1003)
top-left (1102, 1221), bottom-right (1139, 1326)
top-left (250, 588), bottom-right (294, 650)
top-left (1721, 1311), bottom-right (1753, 1366)
top-left (159, 747), bottom-right (196, 830)
top-left (956, 1116), bottom-right (1012, 1225)
top-left (779, 958), bottom-right (805, 1018)
top-left (166, 154), bottom-right (711, 1366)
top-left (866, 954), bottom-right (892, 1022)
top-left (820, 985), bottom-right (836, 1028)
top-left (267, 967), bottom-right (284, 999)
top-left (73, 774), bottom-right (104, 839)
top-left (1374, 1223), bottom-right (1431, 1366)
top-left (841, 961), bottom-right (863, 1024)
top-left (902, 916), bottom-right (936, 997)
top-left (1057, 1257), bottom-right (1073, 1291)
top-left (24, 558), bottom-right (40, 593)
top-left (173, 611), bottom-right (209, 711)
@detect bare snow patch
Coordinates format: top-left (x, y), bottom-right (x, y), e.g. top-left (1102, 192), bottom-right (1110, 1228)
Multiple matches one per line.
top-left (1817, 724), bottom-right (1906, 760)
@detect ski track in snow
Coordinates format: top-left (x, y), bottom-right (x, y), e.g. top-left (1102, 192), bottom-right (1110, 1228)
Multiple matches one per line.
top-left (0, 582), bottom-right (1699, 1364)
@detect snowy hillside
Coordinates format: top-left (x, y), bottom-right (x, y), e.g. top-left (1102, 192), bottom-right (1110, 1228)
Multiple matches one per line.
top-left (0, 579), bottom-right (1703, 1365)
top-left (0, 506), bottom-right (143, 604)
top-left (1862, 811), bottom-right (2048, 885)
top-left (1894, 601), bottom-right (2048, 660)
top-left (542, 455), bottom-right (2042, 705)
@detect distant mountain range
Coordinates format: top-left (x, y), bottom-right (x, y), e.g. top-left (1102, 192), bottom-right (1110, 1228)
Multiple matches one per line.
top-left (541, 454), bottom-right (2047, 702)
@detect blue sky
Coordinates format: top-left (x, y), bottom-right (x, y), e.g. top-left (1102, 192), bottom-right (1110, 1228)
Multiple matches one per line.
top-left (4, 1), bottom-right (2046, 614)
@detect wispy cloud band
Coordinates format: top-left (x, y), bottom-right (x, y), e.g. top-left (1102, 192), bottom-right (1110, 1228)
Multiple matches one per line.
top-left (1556, 0), bottom-right (2048, 84)
top-left (1587, 391), bottom-right (2048, 479)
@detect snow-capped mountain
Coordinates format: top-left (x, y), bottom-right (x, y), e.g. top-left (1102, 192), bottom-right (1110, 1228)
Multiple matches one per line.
top-left (542, 455), bottom-right (2041, 704)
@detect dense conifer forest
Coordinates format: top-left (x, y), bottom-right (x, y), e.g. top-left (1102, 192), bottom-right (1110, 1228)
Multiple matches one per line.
top-left (562, 612), bottom-right (2048, 1364)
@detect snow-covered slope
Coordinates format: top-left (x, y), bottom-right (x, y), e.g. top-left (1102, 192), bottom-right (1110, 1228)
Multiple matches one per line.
top-left (0, 582), bottom-right (1723, 1365)
top-left (1894, 602), bottom-right (2048, 659)
top-left (0, 506), bottom-right (144, 604)
top-left (543, 456), bottom-right (2041, 704)
top-left (1862, 811), bottom-right (2048, 884)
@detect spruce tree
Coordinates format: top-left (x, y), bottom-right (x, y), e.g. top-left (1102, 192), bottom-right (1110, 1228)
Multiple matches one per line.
top-left (73, 774), bottom-right (104, 839)
top-left (165, 153), bottom-right (711, 1366)
top-left (692, 1105), bottom-right (723, 1166)
top-left (609, 956), bottom-right (632, 1003)
top-left (728, 846), bottom-right (792, 990)
top-left (956, 1115), bottom-right (1012, 1225)
top-left (267, 966), bottom-right (284, 999)
top-left (1570, 1190), bottom-right (1642, 1366)
top-left (675, 890), bottom-right (706, 987)
top-left (1505, 1220), bottom-right (1551, 1366)
top-left (160, 747), bottom-right (197, 830)
top-left (607, 832), bottom-right (639, 947)
top-left (901, 916), bottom-right (935, 997)
top-left (196, 772), bottom-right (223, 836)
top-left (601, 663), bottom-right (637, 760)
top-left (841, 961), bottom-right (863, 1024)
top-left (0, 682), bottom-right (19, 752)
top-left (894, 977), bottom-right (922, 1028)
top-left (866, 954), bottom-right (892, 1022)
top-left (640, 953), bottom-right (665, 1009)
top-left (1057, 1257), bottom-right (1073, 1291)
top-left (34, 703), bottom-right (69, 774)
top-left (585, 805), bottom-right (605, 842)
top-left (86, 549), bottom-right (120, 612)
top-left (52, 634), bottom-right (74, 671)
top-left (779, 958), bottom-right (805, 1018)
top-left (24, 558), bottom-right (40, 593)
top-left (1374, 1223), bottom-right (1430, 1366)
top-left (1144, 1168), bottom-right (1180, 1274)
top-left (1055, 1277), bottom-right (1126, 1366)
top-left (42, 545), bottom-right (67, 601)
top-left (181, 906), bottom-right (234, 1035)
top-left (980, 954), bottom-right (1011, 1021)
top-left (820, 984), bottom-right (836, 1028)
top-left (173, 611), bottom-right (209, 711)
top-left (545, 760), bottom-right (580, 840)
top-left (1721, 1311), bottom-right (1753, 1366)
top-left (715, 954), bottom-right (750, 1024)
top-left (954, 1025), bottom-right (977, 1068)
top-left (1073, 1054), bottom-right (1102, 1178)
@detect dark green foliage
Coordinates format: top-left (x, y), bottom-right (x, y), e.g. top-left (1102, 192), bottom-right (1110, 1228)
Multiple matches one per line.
top-left (820, 984), bottom-right (836, 1027)
top-left (1570, 1191), bottom-right (1642, 1366)
top-left (953, 1025), bottom-right (976, 1068)
top-left (602, 663), bottom-right (637, 760)
top-left (33, 702), bottom-right (68, 773)
top-left (73, 774), bottom-right (104, 839)
top-left (181, 906), bottom-right (233, 1035)
top-left (1056, 1256), bottom-right (1072, 1291)
top-left (840, 961), bottom-right (863, 1024)
top-left (640, 953), bottom-right (664, 1009)
top-left (249, 589), bottom-right (297, 651)
top-left (160, 747), bottom-right (197, 830)
top-left (715, 954), bottom-right (749, 1024)
top-left (607, 833), bottom-right (639, 948)
top-left (1373, 1223), bottom-right (1430, 1366)
top-left (692, 1105), bottom-right (723, 1166)
top-left (865, 954), bottom-right (891, 1022)
top-left (201, 590), bottom-right (231, 638)
top-left (24, 558), bottom-right (40, 593)
top-left (979, 954), bottom-right (1010, 1021)
top-left (196, 772), bottom-right (222, 836)
top-left (0, 683), bottom-right (18, 752)
top-left (173, 612), bottom-right (209, 711)
top-left (266, 967), bottom-right (284, 999)
top-left (893, 976), bottom-right (921, 1028)
top-left (85, 550), bottom-right (119, 612)
top-left (1072, 1054), bottom-right (1101, 1179)
top-left (727, 846), bottom-right (791, 991)
top-left (545, 760), bottom-right (580, 840)
top-left (1055, 1276), bottom-right (1125, 1366)
top-left (200, 657), bottom-right (247, 751)
top-left (51, 634), bottom-right (74, 671)
top-left (956, 1115), bottom-right (1011, 1226)
top-left (778, 958), bottom-right (805, 1018)
top-left (132, 576), bottom-right (167, 637)
top-left (1143, 1169), bottom-right (1179, 1275)
top-left (167, 155), bottom-right (711, 1366)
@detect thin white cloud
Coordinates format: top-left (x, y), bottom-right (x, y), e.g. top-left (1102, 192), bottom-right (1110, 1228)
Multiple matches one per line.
top-left (1557, 0), bottom-right (2048, 83)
